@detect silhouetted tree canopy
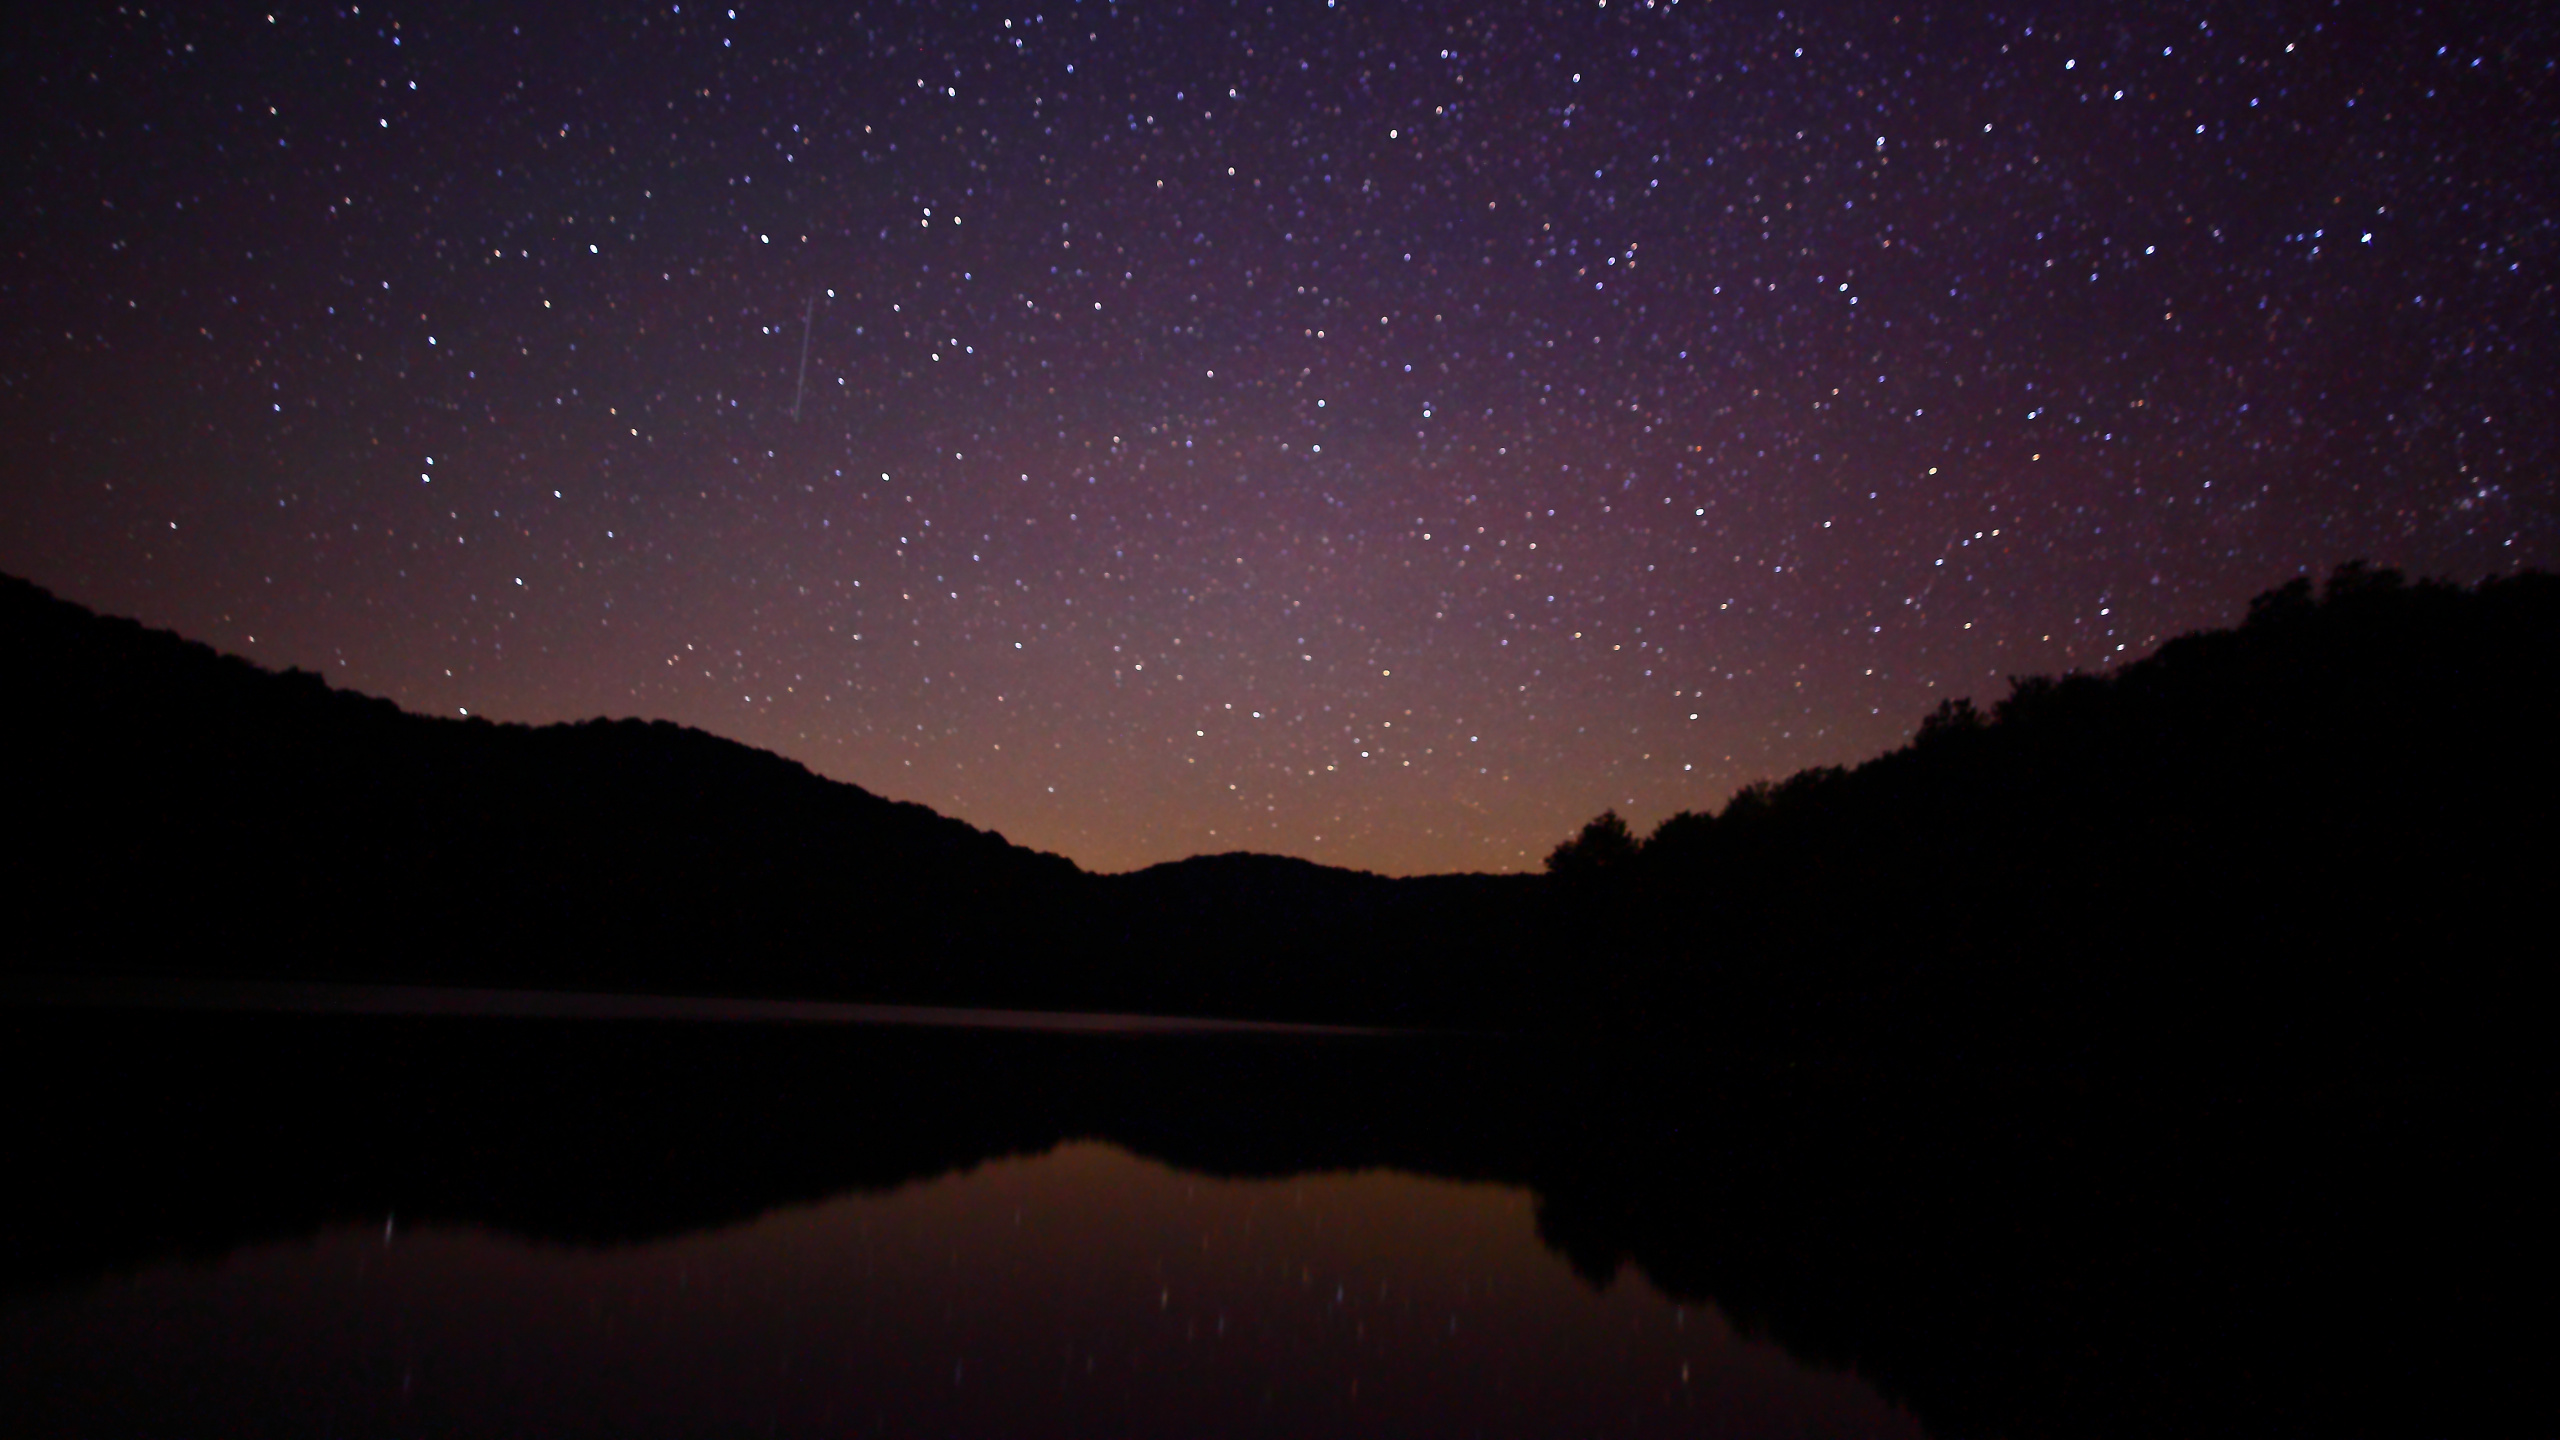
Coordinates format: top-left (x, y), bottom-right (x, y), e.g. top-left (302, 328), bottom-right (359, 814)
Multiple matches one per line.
top-left (0, 573), bottom-right (1538, 1025)
top-left (1531, 562), bottom-right (2557, 1073)
top-left (1545, 809), bottom-right (1637, 875)
top-left (5, 561), bottom-right (2553, 1050)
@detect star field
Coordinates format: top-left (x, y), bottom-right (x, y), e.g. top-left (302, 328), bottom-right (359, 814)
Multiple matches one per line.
top-left (4, 1), bottom-right (2553, 873)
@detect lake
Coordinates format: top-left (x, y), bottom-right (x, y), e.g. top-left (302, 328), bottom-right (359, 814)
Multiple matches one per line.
top-left (0, 985), bottom-right (2543, 1437)
top-left (0, 987), bottom-right (1927, 1438)
top-left (2, 1141), bottom-right (1920, 1438)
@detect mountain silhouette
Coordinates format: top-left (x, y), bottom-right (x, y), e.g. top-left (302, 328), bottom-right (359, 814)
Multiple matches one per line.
top-left (7, 564), bottom-right (2554, 1038)
top-left (1, 573), bottom-right (1088, 1002)
top-left (1541, 563), bottom-right (2559, 1077)
top-left (0, 573), bottom-right (1529, 1021)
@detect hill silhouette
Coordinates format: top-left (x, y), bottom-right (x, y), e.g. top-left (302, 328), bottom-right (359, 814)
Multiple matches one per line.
top-left (1, 573), bottom-right (1081, 1001)
top-left (5, 564), bottom-right (2553, 1037)
top-left (0, 573), bottom-right (1532, 1020)
top-left (1534, 562), bottom-right (2558, 1079)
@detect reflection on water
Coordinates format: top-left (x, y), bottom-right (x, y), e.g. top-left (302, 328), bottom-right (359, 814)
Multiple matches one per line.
top-left (1, 1142), bottom-right (1921, 1439)
top-left (8, 996), bottom-right (2540, 1437)
top-left (0, 975), bottom-right (1401, 1035)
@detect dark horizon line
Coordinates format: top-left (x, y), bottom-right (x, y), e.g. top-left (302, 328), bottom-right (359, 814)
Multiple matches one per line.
top-left (0, 974), bottom-right (1419, 1039)
top-left (9, 560), bottom-right (2532, 885)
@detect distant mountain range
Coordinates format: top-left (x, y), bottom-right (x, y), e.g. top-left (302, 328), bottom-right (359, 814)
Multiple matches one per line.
top-left (0, 574), bottom-right (1536, 1023)
top-left (6, 564), bottom-right (2554, 1042)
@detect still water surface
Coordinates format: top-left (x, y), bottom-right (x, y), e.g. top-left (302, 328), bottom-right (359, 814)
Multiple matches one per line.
top-left (6, 1140), bottom-right (1919, 1438)
top-left (4, 982), bottom-right (2541, 1436)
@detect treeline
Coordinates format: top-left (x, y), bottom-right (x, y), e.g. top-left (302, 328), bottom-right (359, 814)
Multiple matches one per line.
top-left (0, 574), bottom-right (1534, 1022)
top-left (5, 565), bottom-right (2553, 1046)
top-left (1534, 563), bottom-right (2559, 1083)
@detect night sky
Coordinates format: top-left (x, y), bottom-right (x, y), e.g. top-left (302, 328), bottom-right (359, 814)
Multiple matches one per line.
top-left (3, 2), bottom-right (2552, 875)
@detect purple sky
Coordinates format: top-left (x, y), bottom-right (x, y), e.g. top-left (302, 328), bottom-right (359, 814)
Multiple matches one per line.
top-left (4, 1), bottom-right (2551, 873)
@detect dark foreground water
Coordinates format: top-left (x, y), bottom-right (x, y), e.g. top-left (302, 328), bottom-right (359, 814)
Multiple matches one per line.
top-left (0, 986), bottom-right (2546, 1438)
top-left (2, 1143), bottom-right (1917, 1439)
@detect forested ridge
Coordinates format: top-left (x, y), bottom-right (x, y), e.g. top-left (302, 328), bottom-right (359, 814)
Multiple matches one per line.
top-left (5, 563), bottom-right (2552, 1051)
top-left (0, 572), bottom-right (1533, 1021)
top-left (1533, 562), bottom-right (2556, 1079)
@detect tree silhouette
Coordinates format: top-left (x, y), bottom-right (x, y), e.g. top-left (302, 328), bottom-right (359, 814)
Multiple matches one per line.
top-left (1545, 810), bottom-right (1638, 876)
top-left (1913, 694), bottom-right (1985, 743)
